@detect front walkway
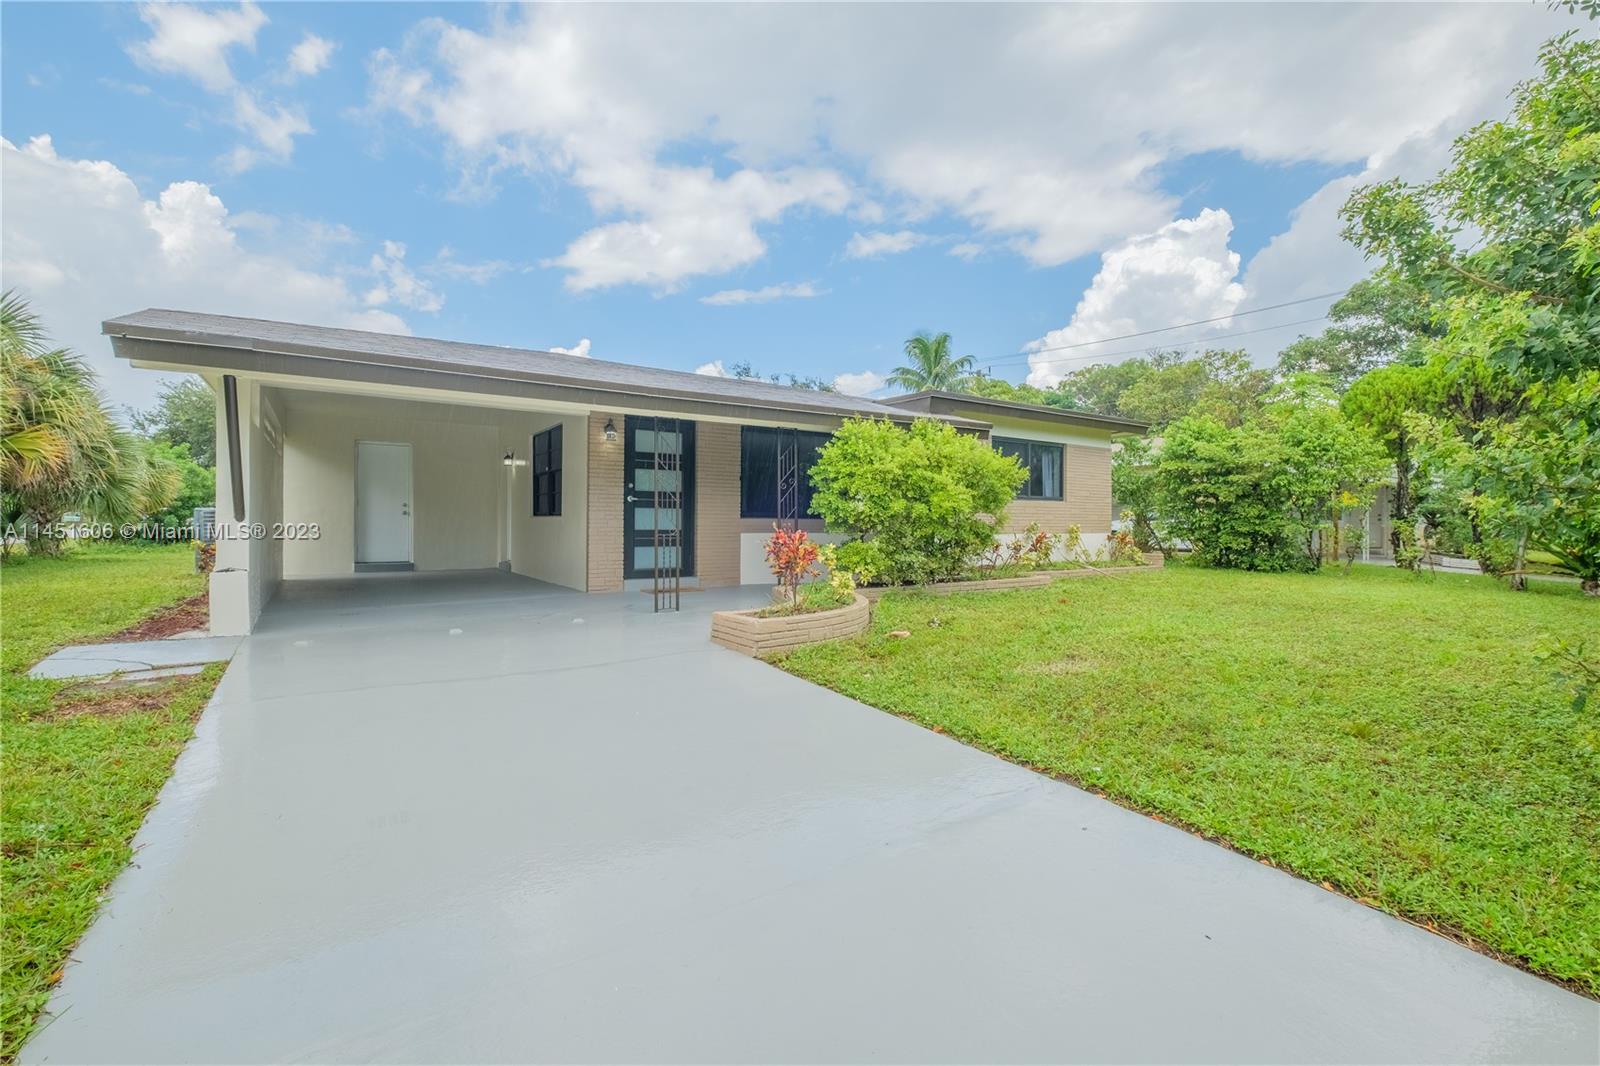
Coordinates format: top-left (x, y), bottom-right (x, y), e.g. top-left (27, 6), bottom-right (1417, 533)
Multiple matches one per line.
top-left (23, 574), bottom-right (1598, 1063)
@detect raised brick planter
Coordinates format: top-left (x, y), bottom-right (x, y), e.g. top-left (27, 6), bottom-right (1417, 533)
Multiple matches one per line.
top-left (711, 592), bottom-right (871, 657)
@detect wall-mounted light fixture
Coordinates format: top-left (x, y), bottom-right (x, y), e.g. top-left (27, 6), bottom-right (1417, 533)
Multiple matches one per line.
top-left (603, 418), bottom-right (618, 442)
top-left (502, 451), bottom-right (527, 468)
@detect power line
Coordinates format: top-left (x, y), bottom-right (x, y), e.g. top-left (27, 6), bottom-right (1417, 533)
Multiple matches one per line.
top-left (974, 289), bottom-right (1345, 371)
top-left (993, 313), bottom-right (1332, 373)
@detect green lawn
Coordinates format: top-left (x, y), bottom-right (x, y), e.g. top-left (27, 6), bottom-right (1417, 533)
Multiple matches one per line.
top-left (1, 544), bottom-right (221, 1060)
top-left (777, 564), bottom-right (1600, 995)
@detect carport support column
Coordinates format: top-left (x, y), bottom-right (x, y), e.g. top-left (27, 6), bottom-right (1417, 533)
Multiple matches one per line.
top-left (210, 375), bottom-right (256, 636)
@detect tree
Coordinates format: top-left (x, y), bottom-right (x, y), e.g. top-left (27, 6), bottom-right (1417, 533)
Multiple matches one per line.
top-left (1111, 436), bottom-right (1164, 556)
top-left (1261, 379), bottom-right (1391, 567)
top-left (1413, 372), bottom-right (1600, 593)
top-left (1116, 348), bottom-right (1273, 428)
top-left (1154, 417), bottom-right (1303, 571)
top-left (130, 378), bottom-right (216, 466)
top-left (143, 441), bottom-right (215, 530)
top-left (722, 360), bottom-right (836, 392)
top-left (1151, 383), bottom-right (1387, 572)
top-left (887, 331), bottom-right (975, 392)
top-left (1277, 273), bottom-right (1440, 390)
top-left (809, 417), bottom-right (1025, 584)
top-left (1, 292), bottom-right (179, 554)
top-left (1341, 363), bottom-right (1434, 555)
top-left (1054, 356), bottom-right (1157, 415)
top-left (1341, 33), bottom-right (1600, 385)
top-left (960, 375), bottom-right (1074, 408)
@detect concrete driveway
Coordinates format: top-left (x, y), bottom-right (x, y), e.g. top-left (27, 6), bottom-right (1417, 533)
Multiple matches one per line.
top-left (23, 572), bottom-right (1599, 1064)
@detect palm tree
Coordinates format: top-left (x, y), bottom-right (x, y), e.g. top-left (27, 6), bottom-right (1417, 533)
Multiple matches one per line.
top-left (2, 291), bottom-right (179, 554)
top-left (887, 331), bottom-right (976, 392)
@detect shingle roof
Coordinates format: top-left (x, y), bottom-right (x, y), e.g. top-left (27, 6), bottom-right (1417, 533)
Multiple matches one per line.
top-left (102, 309), bottom-right (971, 425)
top-left (879, 389), bottom-right (1149, 434)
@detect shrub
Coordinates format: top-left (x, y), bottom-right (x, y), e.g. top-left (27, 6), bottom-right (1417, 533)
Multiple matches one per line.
top-left (764, 525), bottom-right (820, 603)
top-left (1153, 384), bottom-right (1388, 572)
top-left (809, 418), bottom-right (1026, 584)
top-left (817, 542), bottom-right (871, 597)
top-left (1107, 528), bottom-right (1143, 564)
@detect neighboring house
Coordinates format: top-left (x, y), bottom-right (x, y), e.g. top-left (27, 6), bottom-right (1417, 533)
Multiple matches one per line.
top-left (104, 310), bottom-right (1148, 635)
top-left (1339, 483), bottom-right (1398, 563)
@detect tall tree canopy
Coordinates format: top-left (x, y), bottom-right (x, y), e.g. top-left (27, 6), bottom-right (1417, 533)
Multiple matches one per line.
top-left (1277, 275), bottom-right (1440, 390)
top-left (1341, 362), bottom-right (1435, 555)
top-left (1341, 32), bottom-right (1599, 383)
top-left (960, 375), bottom-right (1076, 408)
top-left (130, 379), bottom-right (217, 466)
top-left (1116, 349), bottom-right (1273, 428)
top-left (888, 331), bottom-right (976, 392)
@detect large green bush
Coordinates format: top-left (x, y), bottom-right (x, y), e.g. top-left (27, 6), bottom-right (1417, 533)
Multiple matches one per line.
top-left (809, 418), bottom-right (1025, 584)
top-left (1154, 382), bottom-right (1388, 572)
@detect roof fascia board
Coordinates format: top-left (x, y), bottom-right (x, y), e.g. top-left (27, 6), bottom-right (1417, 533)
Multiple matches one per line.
top-left (104, 320), bottom-right (928, 427)
top-left (884, 390), bottom-right (1148, 434)
top-left (110, 335), bottom-right (937, 432)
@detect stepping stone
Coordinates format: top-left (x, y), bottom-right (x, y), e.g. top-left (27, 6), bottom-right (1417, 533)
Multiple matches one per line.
top-left (28, 635), bottom-right (242, 680)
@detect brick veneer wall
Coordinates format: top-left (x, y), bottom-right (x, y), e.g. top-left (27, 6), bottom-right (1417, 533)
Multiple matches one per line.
top-left (1000, 444), bottom-right (1114, 535)
top-left (586, 412), bottom-right (625, 592)
top-left (695, 422), bottom-right (743, 587)
top-left (1065, 444), bottom-right (1113, 532)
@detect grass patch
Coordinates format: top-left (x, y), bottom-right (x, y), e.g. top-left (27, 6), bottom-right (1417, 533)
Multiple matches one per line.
top-left (776, 564), bottom-right (1600, 994)
top-left (1, 543), bottom-right (221, 1059)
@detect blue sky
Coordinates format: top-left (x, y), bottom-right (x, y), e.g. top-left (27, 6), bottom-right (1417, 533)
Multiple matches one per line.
top-left (1, 2), bottom-right (1579, 408)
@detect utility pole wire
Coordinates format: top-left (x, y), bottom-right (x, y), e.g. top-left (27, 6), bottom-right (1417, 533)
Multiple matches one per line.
top-left (973, 290), bottom-right (1345, 368)
top-left (983, 313), bottom-right (1333, 374)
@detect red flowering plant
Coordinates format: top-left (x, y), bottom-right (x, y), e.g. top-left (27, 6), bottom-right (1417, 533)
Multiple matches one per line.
top-left (765, 524), bottom-right (821, 604)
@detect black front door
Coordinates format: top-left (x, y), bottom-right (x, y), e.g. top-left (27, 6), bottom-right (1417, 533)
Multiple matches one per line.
top-left (623, 416), bottom-right (695, 578)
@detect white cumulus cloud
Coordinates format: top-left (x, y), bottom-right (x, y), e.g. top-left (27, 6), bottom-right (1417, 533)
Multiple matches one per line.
top-left (549, 338), bottom-right (592, 358)
top-left (844, 230), bottom-right (926, 259)
top-left (1, 135), bottom-right (408, 408)
top-left (365, 241), bottom-right (443, 313)
top-left (128, 1), bottom-right (265, 92)
top-left (694, 360), bottom-right (727, 377)
top-left (1025, 208), bottom-right (1246, 387)
top-left (540, 162), bottom-right (850, 292)
top-left (127, 2), bottom-right (314, 171)
top-left (224, 92), bottom-right (312, 172)
top-left (700, 281), bottom-right (824, 306)
top-left (285, 32), bottom-right (335, 80)
top-left (833, 370), bottom-right (888, 396)
top-left (362, 5), bottom-right (1575, 295)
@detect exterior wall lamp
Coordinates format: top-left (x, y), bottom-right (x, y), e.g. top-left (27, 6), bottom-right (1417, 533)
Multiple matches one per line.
top-left (502, 451), bottom-right (527, 468)
top-left (603, 418), bottom-right (618, 442)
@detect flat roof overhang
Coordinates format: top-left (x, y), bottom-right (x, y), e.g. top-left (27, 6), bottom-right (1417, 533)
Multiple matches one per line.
top-left (879, 390), bottom-right (1150, 435)
top-left (106, 327), bottom-right (991, 434)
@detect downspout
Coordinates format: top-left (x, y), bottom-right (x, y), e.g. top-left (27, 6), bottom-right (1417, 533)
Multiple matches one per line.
top-left (223, 374), bottom-right (245, 522)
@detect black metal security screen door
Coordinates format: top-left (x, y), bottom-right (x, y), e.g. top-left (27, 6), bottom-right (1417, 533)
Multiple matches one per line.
top-left (623, 417), bottom-right (695, 583)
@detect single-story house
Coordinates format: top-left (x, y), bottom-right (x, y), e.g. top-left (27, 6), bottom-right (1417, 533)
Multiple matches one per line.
top-left (104, 309), bottom-right (1148, 635)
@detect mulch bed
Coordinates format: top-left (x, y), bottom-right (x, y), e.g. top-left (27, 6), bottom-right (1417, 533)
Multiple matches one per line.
top-left (91, 594), bottom-right (209, 643)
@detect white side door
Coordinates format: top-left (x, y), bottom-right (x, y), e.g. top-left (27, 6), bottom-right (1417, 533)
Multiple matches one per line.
top-left (355, 441), bottom-right (412, 563)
